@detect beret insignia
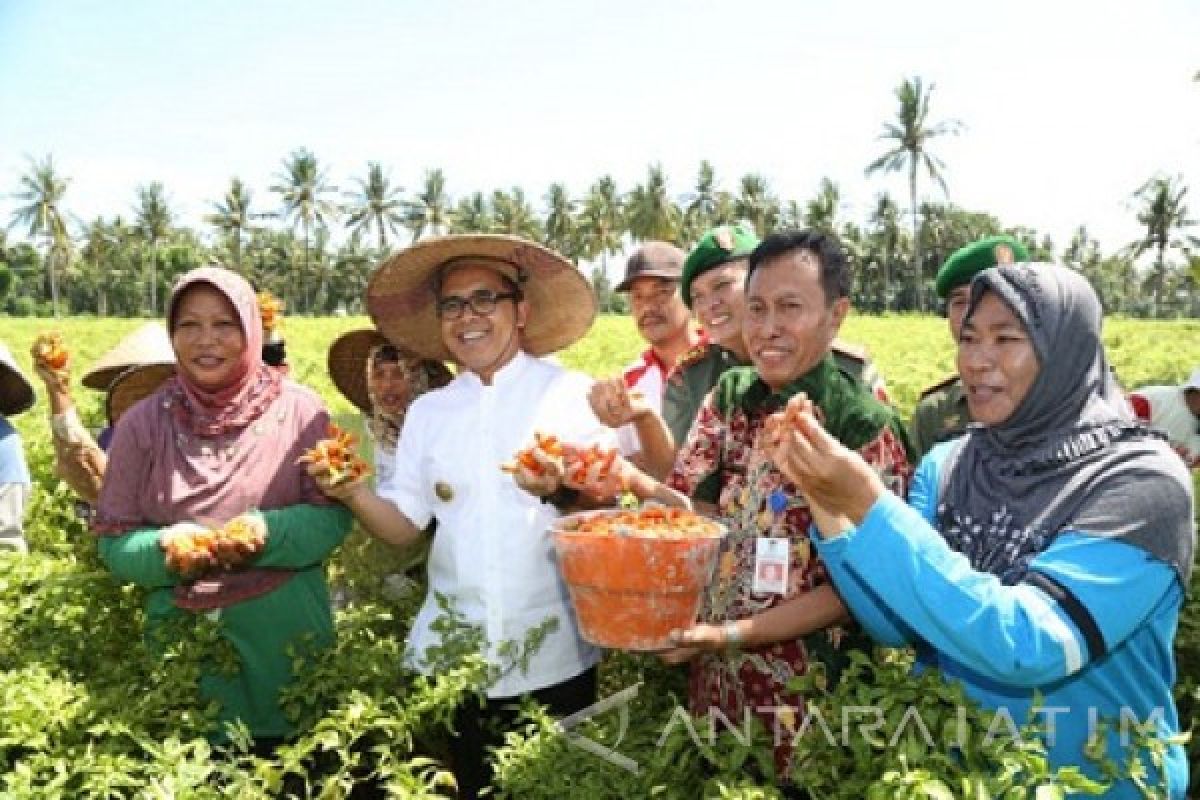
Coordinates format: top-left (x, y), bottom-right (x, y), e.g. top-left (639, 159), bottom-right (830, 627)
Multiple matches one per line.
top-left (713, 227), bottom-right (734, 252)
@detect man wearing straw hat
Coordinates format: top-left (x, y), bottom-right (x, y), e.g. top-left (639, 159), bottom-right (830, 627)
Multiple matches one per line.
top-left (0, 342), bottom-right (34, 554)
top-left (309, 234), bottom-right (616, 798)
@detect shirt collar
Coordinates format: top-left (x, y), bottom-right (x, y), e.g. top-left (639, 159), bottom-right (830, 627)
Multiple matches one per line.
top-left (739, 354), bottom-right (838, 414)
top-left (457, 350), bottom-right (535, 392)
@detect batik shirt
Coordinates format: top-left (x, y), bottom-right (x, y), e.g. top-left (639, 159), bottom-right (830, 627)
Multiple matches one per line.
top-left (668, 356), bottom-right (911, 773)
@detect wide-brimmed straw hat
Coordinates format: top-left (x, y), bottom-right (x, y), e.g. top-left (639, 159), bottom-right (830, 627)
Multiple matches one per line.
top-left (327, 328), bottom-right (453, 413)
top-left (82, 323), bottom-right (176, 391)
top-left (105, 363), bottom-right (176, 425)
top-left (0, 342), bottom-right (35, 416)
top-left (366, 234), bottom-right (595, 361)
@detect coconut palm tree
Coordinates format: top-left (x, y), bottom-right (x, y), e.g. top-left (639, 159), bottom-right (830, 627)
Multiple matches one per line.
top-left (543, 182), bottom-right (577, 257)
top-left (682, 160), bottom-right (719, 238)
top-left (133, 182), bottom-right (173, 315)
top-left (9, 155), bottom-right (71, 316)
top-left (711, 191), bottom-right (739, 228)
top-left (270, 148), bottom-right (339, 304)
top-left (735, 173), bottom-right (779, 237)
top-left (450, 191), bottom-right (493, 234)
top-left (625, 164), bottom-right (681, 243)
top-left (206, 177), bottom-right (270, 272)
top-left (865, 76), bottom-right (962, 311)
top-left (1127, 175), bottom-right (1199, 315)
top-left (779, 200), bottom-right (805, 230)
top-left (492, 187), bottom-right (542, 240)
top-left (1065, 225), bottom-right (1127, 312)
top-left (403, 168), bottom-right (452, 241)
top-left (343, 162), bottom-right (405, 253)
top-left (867, 192), bottom-right (905, 310)
top-left (578, 176), bottom-right (624, 279)
top-left (80, 217), bottom-right (122, 315)
top-left (804, 177), bottom-right (842, 232)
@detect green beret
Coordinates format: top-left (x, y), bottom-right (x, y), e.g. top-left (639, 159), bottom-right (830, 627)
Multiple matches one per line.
top-left (681, 224), bottom-right (760, 308)
top-left (935, 235), bottom-right (1030, 298)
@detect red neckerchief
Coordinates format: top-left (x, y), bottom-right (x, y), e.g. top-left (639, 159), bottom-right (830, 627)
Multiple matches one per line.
top-left (624, 330), bottom-right (707, 389)
top-left (623, 348), bottom-right (668, 389)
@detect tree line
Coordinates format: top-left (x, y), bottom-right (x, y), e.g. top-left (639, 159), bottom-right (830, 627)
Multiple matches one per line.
top-left (3, 77), bottom-right (1197, 319)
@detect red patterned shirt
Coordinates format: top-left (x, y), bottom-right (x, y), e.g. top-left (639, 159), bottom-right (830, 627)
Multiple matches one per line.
top-left (668, 364), bottom-right (911, 775)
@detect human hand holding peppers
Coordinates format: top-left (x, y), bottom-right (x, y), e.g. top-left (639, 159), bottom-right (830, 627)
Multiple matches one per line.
top-left (301, 423), bottom-right (373, 503)
top-left (160, 515), bottom-right (266, 577)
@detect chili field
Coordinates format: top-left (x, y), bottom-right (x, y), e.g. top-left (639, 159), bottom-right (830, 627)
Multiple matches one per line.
top-left (0, 314), bottom-right (1197, 798)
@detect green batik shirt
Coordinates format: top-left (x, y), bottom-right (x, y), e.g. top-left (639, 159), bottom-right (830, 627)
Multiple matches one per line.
top-left (664, 340), bottom-right (891, 449)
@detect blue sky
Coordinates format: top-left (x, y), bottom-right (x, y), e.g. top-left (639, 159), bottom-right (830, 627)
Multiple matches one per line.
top-left (2, 0), bottom-right (1198, 269)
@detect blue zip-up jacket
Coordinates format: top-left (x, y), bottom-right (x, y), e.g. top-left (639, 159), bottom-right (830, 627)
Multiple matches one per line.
top-left (814, 442), bottom-right (1188, 798)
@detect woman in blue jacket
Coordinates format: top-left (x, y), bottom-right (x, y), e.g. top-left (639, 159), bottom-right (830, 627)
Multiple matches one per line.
top-left (677, 263), bottom-right (1194, 797)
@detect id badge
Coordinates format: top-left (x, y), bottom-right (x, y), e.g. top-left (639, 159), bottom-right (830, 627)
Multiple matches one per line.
top-left (752, 537), bottom-right (789, 595)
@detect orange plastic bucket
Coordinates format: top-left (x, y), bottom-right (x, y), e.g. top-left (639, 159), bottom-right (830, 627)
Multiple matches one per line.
top-left (552, 510), bottom-right (726, 651)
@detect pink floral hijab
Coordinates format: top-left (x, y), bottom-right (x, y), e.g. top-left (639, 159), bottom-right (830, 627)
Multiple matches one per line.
top-left (165, 266), bottom-right (283, 437)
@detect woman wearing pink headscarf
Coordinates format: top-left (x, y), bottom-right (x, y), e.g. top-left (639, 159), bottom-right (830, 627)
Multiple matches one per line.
top-left (93, 266), bottom-right (352, 746)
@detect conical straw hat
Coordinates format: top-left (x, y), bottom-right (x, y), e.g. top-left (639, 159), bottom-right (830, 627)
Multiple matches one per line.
top-left (327, 328), bottom-right (452, 413)
top-left (82, 323), bottom-right (176, 391)
top-left (105, 363), bottom-right (176, 425)
top-left (366, 234), bottom-right (595, 361)
top-left (0, 342), bottom-right (34, 416)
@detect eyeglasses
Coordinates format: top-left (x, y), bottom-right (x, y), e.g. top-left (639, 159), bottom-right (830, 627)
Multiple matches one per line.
top-left (435, 289), bottom-right (519, 320)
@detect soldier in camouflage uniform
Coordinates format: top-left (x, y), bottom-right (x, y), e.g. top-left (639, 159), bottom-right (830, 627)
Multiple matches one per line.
top-left (664, 224), bottom-right (890, 447)
top-left (909, 234), bottom-right (1029, 457)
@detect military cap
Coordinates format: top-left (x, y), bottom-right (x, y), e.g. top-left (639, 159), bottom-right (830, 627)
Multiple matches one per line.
top-left (935, 235), bottom-right (1029, 298)
top-left (681, 224), bottom-right (759, 308)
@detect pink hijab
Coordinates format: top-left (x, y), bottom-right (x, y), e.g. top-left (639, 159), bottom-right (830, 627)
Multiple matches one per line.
top-left (165, 267), bottom-right (283, 437)
top-left (94, 266), bottom-right (331, 609)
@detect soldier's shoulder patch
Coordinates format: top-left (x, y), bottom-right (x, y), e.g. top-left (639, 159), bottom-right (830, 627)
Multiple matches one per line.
top-left (831, 338), bottom-right (869, 363)
top-left (677, 342), bottom-right (712, 369)
top-left (918, 373), bottom-right (960, 400)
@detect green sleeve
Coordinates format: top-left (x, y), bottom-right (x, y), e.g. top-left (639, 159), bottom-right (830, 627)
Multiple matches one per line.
top-left (253, 503), bottom-right (353, 570)
top-left (909, 398), bottom-right (936, 459)
top-left (97, 527), bottom-right (180, 589)
top-left (662, 377), bottom-right (695, 447)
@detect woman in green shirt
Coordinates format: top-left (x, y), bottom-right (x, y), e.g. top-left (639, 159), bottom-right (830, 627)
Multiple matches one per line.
top-left (92, 265), bottom-right (351, 747)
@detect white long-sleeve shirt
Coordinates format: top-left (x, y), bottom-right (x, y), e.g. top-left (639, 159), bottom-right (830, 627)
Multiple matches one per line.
top-left (378, 351), bottom-right (614, 697)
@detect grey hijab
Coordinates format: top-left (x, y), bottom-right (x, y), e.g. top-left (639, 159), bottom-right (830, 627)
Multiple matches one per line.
top-left (938, 263), bottom-right (1194, 586)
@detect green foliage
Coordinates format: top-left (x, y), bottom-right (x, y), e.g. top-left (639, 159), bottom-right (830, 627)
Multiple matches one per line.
top-left (786, 651), bottom-right (1108, 798)
top-left (489, 650), bottom-right (1114, 798)
top-left (6, 296), bottom-right (37, 317)
top-left (0, 315), bottom-right (1197, 796)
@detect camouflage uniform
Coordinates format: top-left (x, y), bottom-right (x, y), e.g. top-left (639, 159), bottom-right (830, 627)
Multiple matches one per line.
top-left (909, 374), bottom-right (970, 458)
top-left (832, 339), bottom-right (889, 406)
top-left (663, 339), bottom-right (890, 447)
top-left (663, 342), bottom-right (745, 447)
